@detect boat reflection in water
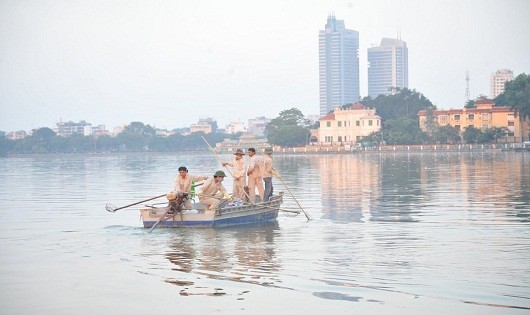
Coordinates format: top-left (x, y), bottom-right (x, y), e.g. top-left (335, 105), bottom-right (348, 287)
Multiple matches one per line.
top-left (164, 222), bottom-right (281, 297)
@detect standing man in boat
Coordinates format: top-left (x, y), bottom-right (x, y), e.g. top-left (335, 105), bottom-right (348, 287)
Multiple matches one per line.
top-left (262, 147), bottom-right (274, 201)
top-left (198, 170), bottom-right (230, 211)
top-left (173, 166), bottom-right (208, 209)
top-left (246, 147), bottom-right (264, 203)
top-left (222, 148), bottom-right (246, 199)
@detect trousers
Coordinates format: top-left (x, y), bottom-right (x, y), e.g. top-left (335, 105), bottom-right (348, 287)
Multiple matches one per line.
top-left (247, 175), bottom-right (264, 203)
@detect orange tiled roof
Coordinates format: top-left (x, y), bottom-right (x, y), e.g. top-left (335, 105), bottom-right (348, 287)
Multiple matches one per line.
top-left (475, 98), bottom-right (494, 105)
top-left (320, 112), bottom-right (335, 120)
top-left (350, 102), bottom-right (366, 110)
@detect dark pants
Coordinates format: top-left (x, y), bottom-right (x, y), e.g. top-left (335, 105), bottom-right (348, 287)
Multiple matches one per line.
top-left (263, 177), bottom-right (273, 201)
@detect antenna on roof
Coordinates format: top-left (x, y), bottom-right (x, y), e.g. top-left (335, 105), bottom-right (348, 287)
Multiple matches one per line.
top-left (465, 71), bottom-right (470, 104)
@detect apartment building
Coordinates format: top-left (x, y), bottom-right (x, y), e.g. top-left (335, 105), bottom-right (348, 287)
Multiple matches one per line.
top-left (418, 98), bottom-right (529, 142)
top-left (225, 121), bottom-right (246, 134)
top-left (490, 69), bottom-right (513, 99)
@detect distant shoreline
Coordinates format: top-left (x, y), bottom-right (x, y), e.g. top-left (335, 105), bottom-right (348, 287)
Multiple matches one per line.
top-left (275, 143), bottom-right (527, 154)
top-left (3, 143), bottom-right (529, 158)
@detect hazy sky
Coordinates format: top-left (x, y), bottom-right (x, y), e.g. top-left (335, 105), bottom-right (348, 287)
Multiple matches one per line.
top-left (1, 0), bottom-right (529, 132)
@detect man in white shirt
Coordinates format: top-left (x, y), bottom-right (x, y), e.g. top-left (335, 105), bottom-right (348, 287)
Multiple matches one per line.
top-left (246, 147), bottom-right (264, 203)
top-left (172, 166), bottom-right (208, 209)
top-left (262, 148), bottom-right (274, 201)
top-left (222, 148), bottom-right (246, 199)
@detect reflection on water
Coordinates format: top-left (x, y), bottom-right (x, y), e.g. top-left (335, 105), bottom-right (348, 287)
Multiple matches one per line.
top-left (0, 152), bottom-right (529, 313)
top-left (319, 153), bottom-right (530, 224)
top-left (163, 223), bottom-right (281, 296)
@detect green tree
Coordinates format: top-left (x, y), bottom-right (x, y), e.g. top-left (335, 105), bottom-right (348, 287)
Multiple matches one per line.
top-left (0, 131), bottom-right (14, 157)
top-left (484, 127), bottom-right (507, 143)
top-left (121, 122), bottom-right (156, 137)
top-left (462, 126), bottom-right (483, 144)
top-left (352, 89), bottom-right (436, 145)
top-left (94, 135), bottom-right (118, 152)
top-left (115, 122), bottom-right (156, 151)
top-left (266, 108), bottom-right (310, 147)
top-left (28, 127), bottom-right (57, 153)
top-left (358, 88), bottom-right (436, 121)
top-left (65, 133), bottom-right (94, 153)
top-left (423, 109), bottom-right (437, 136)
top-left (269, 125), bottom-right (309, 147)
top-left (32, 127), bottom-right (56, 141)
top-left (432, 125), bottom-right (460, 144)
top-left (504, 73), bottom-right (530, 121)
top-left (382, 118), bottom-right (430, 145)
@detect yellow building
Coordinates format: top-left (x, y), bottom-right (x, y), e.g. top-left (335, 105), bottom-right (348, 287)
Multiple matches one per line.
top-left (318, 103), bottom-right (381, 144)
top-left (418, 98), bottom-right (529, 142)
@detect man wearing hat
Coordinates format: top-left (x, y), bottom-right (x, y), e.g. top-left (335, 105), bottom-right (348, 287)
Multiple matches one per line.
top-left (262, 148), bottom-right (274, 201)
top-left (222, 149), bottom-right (246, 199)
top-left (198, 170), bottom-right (230, 211)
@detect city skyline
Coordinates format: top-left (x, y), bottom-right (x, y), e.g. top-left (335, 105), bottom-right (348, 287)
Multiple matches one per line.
top-left (1, 0), bottom-right (529, 132)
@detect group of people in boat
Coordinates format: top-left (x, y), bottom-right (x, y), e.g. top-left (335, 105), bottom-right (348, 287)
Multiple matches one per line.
top-left (168, 147), bottom-right (278, 212)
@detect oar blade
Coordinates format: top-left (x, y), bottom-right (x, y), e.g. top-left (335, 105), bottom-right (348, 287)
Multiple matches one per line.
top-left (105, 194), bottom-right (167, 213)
top-left (105, 204), bottom-right (118, 212)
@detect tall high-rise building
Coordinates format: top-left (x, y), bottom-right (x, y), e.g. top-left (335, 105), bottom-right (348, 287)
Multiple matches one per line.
top-left (367, 38), bottom-right (408, 98)
top-left (319, 15), bottom-right (359, 116)
top-left (490, 69), bottom-right (513, 99)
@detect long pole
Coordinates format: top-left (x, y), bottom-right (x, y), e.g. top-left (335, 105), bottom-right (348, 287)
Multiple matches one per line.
top-left (106, 194), bottom-right (166, 212)
top-left (272, 167), bottom-right (311, 221)
top-left (201, 136), bottom-right (254, 203)
top-left (148, 207), bottom-right (172, 233)
top-left (148, 197), bottom-right (185, 232)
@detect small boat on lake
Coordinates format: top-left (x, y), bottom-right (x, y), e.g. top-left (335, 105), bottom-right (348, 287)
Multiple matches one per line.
top-left (140, 193), bottom-right (284, 228)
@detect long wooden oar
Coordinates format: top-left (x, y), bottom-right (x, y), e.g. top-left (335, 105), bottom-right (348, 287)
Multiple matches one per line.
top-left (148, 207), bottom-right (173, 233)
top-left (148, 196), bottom-right (188, 232)
top-left (272, 167), bottom-right (311, 221)
top-left (105, 194), bottom-right (166, 212)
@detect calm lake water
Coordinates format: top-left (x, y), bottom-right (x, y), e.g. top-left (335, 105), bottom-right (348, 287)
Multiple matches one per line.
top-left (0, 152), bottom-right (529, 314)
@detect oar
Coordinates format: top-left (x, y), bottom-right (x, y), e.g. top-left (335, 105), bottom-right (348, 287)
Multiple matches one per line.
top-left (105, 194), bottom-right (166, 212)
top-left (272, 167), bottom-right (311, 221)
top-left (148, 207), bottom-right (173, 233)
top-left (149, 194), bottom-right (188, 233)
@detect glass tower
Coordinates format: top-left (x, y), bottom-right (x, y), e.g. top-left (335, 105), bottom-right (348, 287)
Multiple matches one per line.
top-left (367, 38), bottom-right (408, 98)
top-left (319, 15), bottom-right (360, 116)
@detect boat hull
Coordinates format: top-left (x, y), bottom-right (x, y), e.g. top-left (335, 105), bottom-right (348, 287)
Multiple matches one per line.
top-left (141, 193), bottom-right (283, 228)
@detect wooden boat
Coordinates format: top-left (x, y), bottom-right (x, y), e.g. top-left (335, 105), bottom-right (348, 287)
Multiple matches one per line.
top-left (140, 193), bottom-right (284, 228)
